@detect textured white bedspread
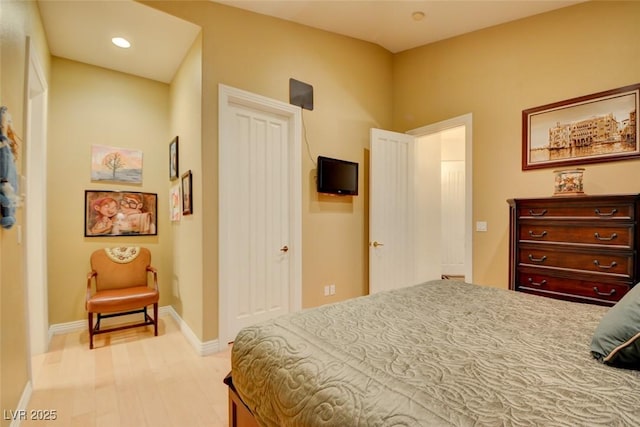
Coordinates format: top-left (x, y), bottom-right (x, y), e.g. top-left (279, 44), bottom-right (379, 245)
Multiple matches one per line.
top-left (231, 280), bottom-right (640, 426)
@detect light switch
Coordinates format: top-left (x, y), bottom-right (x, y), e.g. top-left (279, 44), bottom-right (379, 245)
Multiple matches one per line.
top-left (476, 221), bottom-right (487, 232)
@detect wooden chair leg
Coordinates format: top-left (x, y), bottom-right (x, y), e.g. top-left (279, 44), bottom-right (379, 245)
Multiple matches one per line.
top-left (87, 305), bottom-right (158, 349)
top-left (88, 312), bottom-right (94, 349)
top-left (153, 303), bottom-right (158, 336)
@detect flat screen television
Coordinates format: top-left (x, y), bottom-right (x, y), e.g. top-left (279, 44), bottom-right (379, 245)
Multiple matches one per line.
top-left (317, 156), bottom-right (358, 196)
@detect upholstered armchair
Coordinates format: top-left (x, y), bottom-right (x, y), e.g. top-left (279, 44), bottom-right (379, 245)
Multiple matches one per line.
top-left (85, 247), bottom-right (159, 349)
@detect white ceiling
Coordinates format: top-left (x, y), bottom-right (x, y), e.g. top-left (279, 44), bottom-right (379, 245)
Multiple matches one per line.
top-left (38, 0), bottom-right (202, 83)
top-left (37, 0), bottom-right (584, 84)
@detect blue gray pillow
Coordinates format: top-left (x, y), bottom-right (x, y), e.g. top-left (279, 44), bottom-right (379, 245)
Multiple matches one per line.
top-left (591, 284), bottom-right (640, 368)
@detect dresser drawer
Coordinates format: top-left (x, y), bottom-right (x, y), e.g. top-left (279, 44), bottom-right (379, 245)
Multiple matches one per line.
top-left (517, 202), bottom-right (635, 220)
top-left (518, 245), bottom-right (633, 277)
top-left (518, 222), bottom-right (632, 247)
top-left (509, 194), bottom-right (640, 305)
top-left (515, 268), bottom-right (631, 305)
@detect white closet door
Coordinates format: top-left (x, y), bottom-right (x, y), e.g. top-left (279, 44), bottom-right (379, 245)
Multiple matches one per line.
top-left (219, 85), bottom-right (302, 345)
top-left (226, 107), bottom-right (289, 333)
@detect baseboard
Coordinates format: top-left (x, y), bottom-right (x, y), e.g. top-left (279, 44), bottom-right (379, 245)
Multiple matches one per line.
top-left (48, 305), bottom-right (222, 356)
top-left (163, 306), bottom-right (221, 356)
top-left (7, 381), bottom-right (32, 427)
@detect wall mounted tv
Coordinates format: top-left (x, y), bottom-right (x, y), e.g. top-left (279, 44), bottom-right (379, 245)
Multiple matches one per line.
top-left (317, 156), bottom-right (359, 196)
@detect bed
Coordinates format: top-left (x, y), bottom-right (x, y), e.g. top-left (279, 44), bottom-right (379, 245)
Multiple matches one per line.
top-left (225, 279), bottom-right (640, 426)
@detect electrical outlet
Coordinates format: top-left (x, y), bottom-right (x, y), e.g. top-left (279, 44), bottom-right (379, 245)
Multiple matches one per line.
top-left (324, 285), bottom-right (330, 296)
top-left (330, 284), bottom-right (336, 295)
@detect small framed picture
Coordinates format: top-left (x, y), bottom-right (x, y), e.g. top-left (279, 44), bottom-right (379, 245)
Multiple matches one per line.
top-left (170, 185), bottom-right (181, 221)
top-left (169, 136), bottom-right (179, 180)
top-left (181, 170), bottom-right (193, 215)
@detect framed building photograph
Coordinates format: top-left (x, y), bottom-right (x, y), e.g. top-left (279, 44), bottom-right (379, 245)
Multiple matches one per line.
top-left (85, 190), bottom-right (158, 236)
top-left (181, 170), bottom-right (193, 215)
top-left (169, 136), bottom-right (179, 180)
top-left (522, 83), bottom-right (640, 170)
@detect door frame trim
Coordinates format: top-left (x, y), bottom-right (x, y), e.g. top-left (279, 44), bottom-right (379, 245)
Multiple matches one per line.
top-left (408, 113), bottom-right (473, 282)
top-left (25, 36), bottom-right (49, 359)
top-left (218, 84), bottom-right (302, 345)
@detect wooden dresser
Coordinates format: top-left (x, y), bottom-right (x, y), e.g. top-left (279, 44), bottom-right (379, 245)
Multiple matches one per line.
top-left (508, 194), bottom-right (640, 306)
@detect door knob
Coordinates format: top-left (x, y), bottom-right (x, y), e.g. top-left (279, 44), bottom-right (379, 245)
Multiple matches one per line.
top-left (280, 245), bottom-right (289, 253)
top-left (370, 241), bottom-right (384, 248)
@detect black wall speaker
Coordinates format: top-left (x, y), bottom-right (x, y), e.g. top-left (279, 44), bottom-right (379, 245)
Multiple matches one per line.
top-left (289, 78), bottom-right (314, 110)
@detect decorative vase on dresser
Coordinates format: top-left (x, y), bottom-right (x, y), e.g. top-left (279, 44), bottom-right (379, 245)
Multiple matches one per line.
top-left (508, 194), bottom-right (640, 306)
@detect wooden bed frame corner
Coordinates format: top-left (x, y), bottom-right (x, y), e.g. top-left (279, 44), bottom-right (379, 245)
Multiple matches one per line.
top-left (224, 372), bottom-right (260, 427)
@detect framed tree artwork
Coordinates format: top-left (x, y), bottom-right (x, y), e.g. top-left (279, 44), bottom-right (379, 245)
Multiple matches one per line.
top-left (91, 145), bottom-right (143, 184)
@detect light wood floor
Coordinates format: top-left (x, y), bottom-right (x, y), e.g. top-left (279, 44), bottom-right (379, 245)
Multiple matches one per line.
top-left (23, 314), bottom-right (231, 427)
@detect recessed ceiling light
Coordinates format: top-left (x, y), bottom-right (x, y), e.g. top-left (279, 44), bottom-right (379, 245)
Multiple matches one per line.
top-left (111, 37), bottom-right (131, 49)
top-left (412, 11), bottom-right (426, 21)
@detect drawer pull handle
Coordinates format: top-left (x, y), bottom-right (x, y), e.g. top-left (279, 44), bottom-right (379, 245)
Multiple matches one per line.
top-left (594, 208), bottom-right (618, 217)
top-left (528, 209), bottom-right (548, 217)
top-left (593, 260), bottom-right (617, 270)
top-left (528, 254), bottom-right (547, 263)
top-left (593, 287), bottom-right (616, 297)
top-left (527, 278), bottom-right (547, 287)
top-left (594, 232), bottom-right (618, 241)
top-left (528, 230), bottom-right (548, 238)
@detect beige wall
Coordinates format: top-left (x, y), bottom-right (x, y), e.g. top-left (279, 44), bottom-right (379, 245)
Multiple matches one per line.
top-left (4, 2), bottom-right (639, 416)
top-left (148, 1), bottom-right (393, 341)
top-left (169, 33), bottom-right (204, 337)
top-left (47, 58), bottom-right (173, 324)
top-left (393, 1), bottom-right (640, 288)
top-left (0, 0), bottom-right (50, 421)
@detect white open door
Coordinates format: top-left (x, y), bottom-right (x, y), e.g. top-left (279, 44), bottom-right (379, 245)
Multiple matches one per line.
top-left (369, 128), bottom-right (441, 294)
top-left (413, 133), bottom-right (443, 283)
